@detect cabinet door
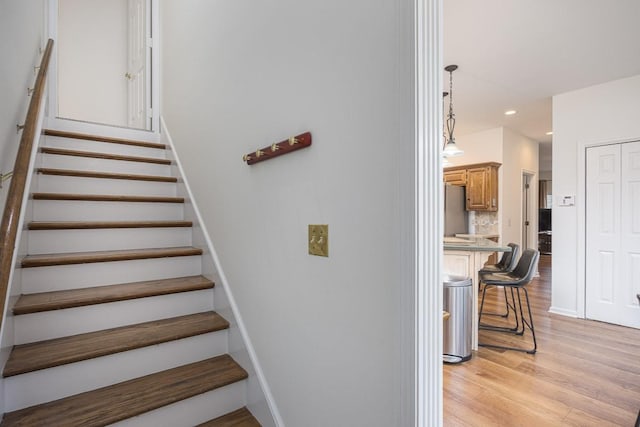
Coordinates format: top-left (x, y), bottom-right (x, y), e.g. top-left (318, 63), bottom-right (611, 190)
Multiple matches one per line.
top-left (466, 167), bottom-right (489, 210)
top-left (444, 169), bottom-right (466, 186)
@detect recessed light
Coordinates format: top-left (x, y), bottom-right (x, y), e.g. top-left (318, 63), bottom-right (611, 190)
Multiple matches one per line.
top-left (504, 110), bottom-right (517, 116)
top-left (546, 131), bottom-right (553, 136)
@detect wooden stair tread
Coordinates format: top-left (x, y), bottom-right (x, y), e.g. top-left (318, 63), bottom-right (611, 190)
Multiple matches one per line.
top-left (28, 220), bottom-right (193, 230)
top-left (13, 275), bottom-right (214, 315)
top-left (3, 311), bottom-right (228, 377)
top-left (1, 355), bottom-right (247, 426)
top-left (197, 407), bottom-right (261, 427)
top-left (40, 147), bottom-right (171, 165)
top-left (32, 192), bottom-right (184, 203)
top-left (37, 168), bottom-right (177, 183)
top-left (44, 129), bottom-right (166, 150)
top-left (21, 246), bottom-right (203, 268)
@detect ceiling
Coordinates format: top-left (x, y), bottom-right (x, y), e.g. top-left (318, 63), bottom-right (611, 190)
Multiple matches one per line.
top-left (443, 0), bottom-right (640, 145)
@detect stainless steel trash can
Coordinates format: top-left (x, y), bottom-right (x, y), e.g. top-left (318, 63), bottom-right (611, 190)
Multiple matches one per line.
top-left (443, 275), bottom-right (472, 363)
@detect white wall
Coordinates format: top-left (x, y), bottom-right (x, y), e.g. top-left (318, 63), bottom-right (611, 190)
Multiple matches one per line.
top-left (446, 127), bottom-right (503, 167)
top-left (0, 0), bottom-right (46, 209)
top-left (160, 1), bottom-right (415, 426)
top-left (552, 74), bottom-right (640, 316)
top-left (501, 128), bottom-right (539, 250)
top-left (57, 0), bottom-right (128, 127)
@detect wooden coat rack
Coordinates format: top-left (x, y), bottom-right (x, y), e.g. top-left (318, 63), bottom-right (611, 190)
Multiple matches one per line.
top-left (243, 132), bottom-right (312, 165)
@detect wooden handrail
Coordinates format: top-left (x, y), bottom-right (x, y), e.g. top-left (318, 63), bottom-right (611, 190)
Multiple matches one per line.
top-left (0, 39), bottom-right (54, 330)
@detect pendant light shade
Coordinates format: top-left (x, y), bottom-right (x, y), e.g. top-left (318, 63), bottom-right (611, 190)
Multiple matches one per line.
top-left (443, 138), bottom-right (464, 157)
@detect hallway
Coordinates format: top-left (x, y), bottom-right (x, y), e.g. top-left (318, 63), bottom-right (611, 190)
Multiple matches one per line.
top-left (444, 255), bottom-right (640, 426)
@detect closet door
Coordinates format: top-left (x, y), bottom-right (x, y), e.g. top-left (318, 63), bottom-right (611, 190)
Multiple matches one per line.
top-left (586, 141), bottom-right (640, 328)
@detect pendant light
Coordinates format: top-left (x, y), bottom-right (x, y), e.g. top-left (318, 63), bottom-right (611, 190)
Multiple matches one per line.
top-left (443, 64), bottom-right (464, 157)
top-left (442, 91), bottom-right (452, 167)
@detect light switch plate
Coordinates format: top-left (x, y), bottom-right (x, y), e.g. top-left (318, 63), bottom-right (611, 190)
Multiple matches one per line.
top-left (308, 224), bottom-right (328, 257)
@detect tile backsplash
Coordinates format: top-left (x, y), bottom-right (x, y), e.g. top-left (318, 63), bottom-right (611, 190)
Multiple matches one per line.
top-left (468, 211), bottom-right (499, 235)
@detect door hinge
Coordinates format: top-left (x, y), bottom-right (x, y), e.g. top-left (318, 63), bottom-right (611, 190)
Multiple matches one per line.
top-left (146, 37), bottom-right (153, 48)
top-left (147, 108), bottom-right (153, 118)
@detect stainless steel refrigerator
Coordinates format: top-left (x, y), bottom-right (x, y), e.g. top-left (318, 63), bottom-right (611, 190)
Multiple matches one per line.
top-left (444, 184), bottom-right (468, 236)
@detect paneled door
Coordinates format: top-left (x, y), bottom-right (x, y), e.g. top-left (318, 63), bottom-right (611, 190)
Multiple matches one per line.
top-left (126, 0), bottom-right (149, 129)
top-left (586, 141), bottom-right (640, 328)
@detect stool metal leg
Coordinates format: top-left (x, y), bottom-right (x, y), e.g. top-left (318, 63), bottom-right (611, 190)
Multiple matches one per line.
top-left (479, 284), bottom-right (519, 333)
top-left (479, 285), bottom-right (537, 354)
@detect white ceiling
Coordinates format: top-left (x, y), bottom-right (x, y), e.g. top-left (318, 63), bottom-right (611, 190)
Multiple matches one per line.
top-left (444, 0), bottom-right (640, 145)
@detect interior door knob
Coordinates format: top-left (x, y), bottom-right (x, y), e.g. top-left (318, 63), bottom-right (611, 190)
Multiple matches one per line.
top-left (124, 72), bottom-right (132, 80)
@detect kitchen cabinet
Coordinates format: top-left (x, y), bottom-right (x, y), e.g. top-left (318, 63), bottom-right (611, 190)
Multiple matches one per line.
top-left (444, 162), bottom-right (501, 211)
top-left (444, 169), bottom-right (466, 186)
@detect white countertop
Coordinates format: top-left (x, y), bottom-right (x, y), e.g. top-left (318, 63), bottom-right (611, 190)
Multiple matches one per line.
top-left (455, 233), bottom-right (499, 239)
top-left (444, 236), bottom-right (510, 252)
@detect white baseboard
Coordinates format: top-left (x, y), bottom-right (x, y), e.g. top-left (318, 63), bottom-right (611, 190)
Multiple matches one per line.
top-left (548, 306), bottom-right (579, 318)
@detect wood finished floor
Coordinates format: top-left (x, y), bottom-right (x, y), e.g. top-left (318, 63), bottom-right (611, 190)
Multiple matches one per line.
top-left (444, 255), bottom-right (640, 426)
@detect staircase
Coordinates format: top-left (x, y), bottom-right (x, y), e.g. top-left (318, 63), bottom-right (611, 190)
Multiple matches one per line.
top-left (0, 130), bottom-right (262, 426)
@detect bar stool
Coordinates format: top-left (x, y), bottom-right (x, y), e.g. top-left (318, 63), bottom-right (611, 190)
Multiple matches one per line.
top-left (478, 249), bottom-right (540, 354)
top-left (480, 243), bottom-right (519, 274)
top-left (479, 243), bottom-right (519, 318)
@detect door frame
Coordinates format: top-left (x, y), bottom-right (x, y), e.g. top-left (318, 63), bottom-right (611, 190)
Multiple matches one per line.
top-left (45, 0), bottom-right (160, 135)
top-left (577, 136), bottom-right (640, 319)
top-left (521, 170), bottom-right (536, 250)
top-left (581, 137), bottom-right (640, 321)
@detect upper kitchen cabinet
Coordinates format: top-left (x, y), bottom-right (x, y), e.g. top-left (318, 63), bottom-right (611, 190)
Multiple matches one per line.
top-left (443, 168), bottom-right (467, 186)
top-left (444, 162), bottom-right (501, 211)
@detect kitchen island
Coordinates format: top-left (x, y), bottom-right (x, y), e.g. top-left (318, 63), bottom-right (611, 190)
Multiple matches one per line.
top-left (444, 236), bottom-right (512, 350)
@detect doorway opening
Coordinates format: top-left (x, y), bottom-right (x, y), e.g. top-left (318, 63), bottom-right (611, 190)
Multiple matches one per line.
top-left (522, 171), bottom-right (535, 249)
top-left (53, 0), bottom-right (156, 131)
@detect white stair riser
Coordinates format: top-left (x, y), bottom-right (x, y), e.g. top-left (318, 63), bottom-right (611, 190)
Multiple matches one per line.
top-left (32, 200), bottom-right (184, 221)
top-left (28, 228), bottom-right (192, 254)
top-left (14, 290), bottom-right (214, 344)
top-left (43, 136), bottom-right (167, 159)
top-left (112, 382), bottom-right (246, 427)
top-left (21, 255), bottom-right (202, 293)
top-left (4, 332), bottom-right (228, 411)
top-left (36, 175), bottom-right (177, 197)
top-left (40, 153), bottom-right (172, 177)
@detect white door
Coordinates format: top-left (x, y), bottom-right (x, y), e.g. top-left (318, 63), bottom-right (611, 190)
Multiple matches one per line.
top-left (126, 0), bottom-right (148, 129)
top-left (586, 141), bottom-right (640, 329)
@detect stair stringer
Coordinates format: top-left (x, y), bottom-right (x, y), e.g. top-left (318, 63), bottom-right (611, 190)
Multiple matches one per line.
top-left (161, 117), bottom-right (281, 427)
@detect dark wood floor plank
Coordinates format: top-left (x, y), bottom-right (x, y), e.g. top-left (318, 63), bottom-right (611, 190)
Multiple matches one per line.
top-left (40, 147), bottom-right (171, 165)
top-left (13, 275), bottom-right (214, 315)
top-left (1, 355), bottom-right (247, 426)
top-left (36, 168), bottom-right (177, 183)
top-left (21, 247), bottom-right (202, 268)
top-left (444, 255), bottom-right (640, 426)
top-left (28, 220), bottom-right (193, 230)
top-left (44, 129), bottom-right (166, 150)
top-left (197, 407), bottom-right (261, 427)
top-left (4, 312), bottom-right (228, 377)
top-left (31, 193), bottom-right (184, 203)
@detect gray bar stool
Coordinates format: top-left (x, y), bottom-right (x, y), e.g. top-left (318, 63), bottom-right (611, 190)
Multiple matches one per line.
top-left (478, 249), bottom-right (540, 354)
top-left (479, 243), bottom-right (519, 318)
